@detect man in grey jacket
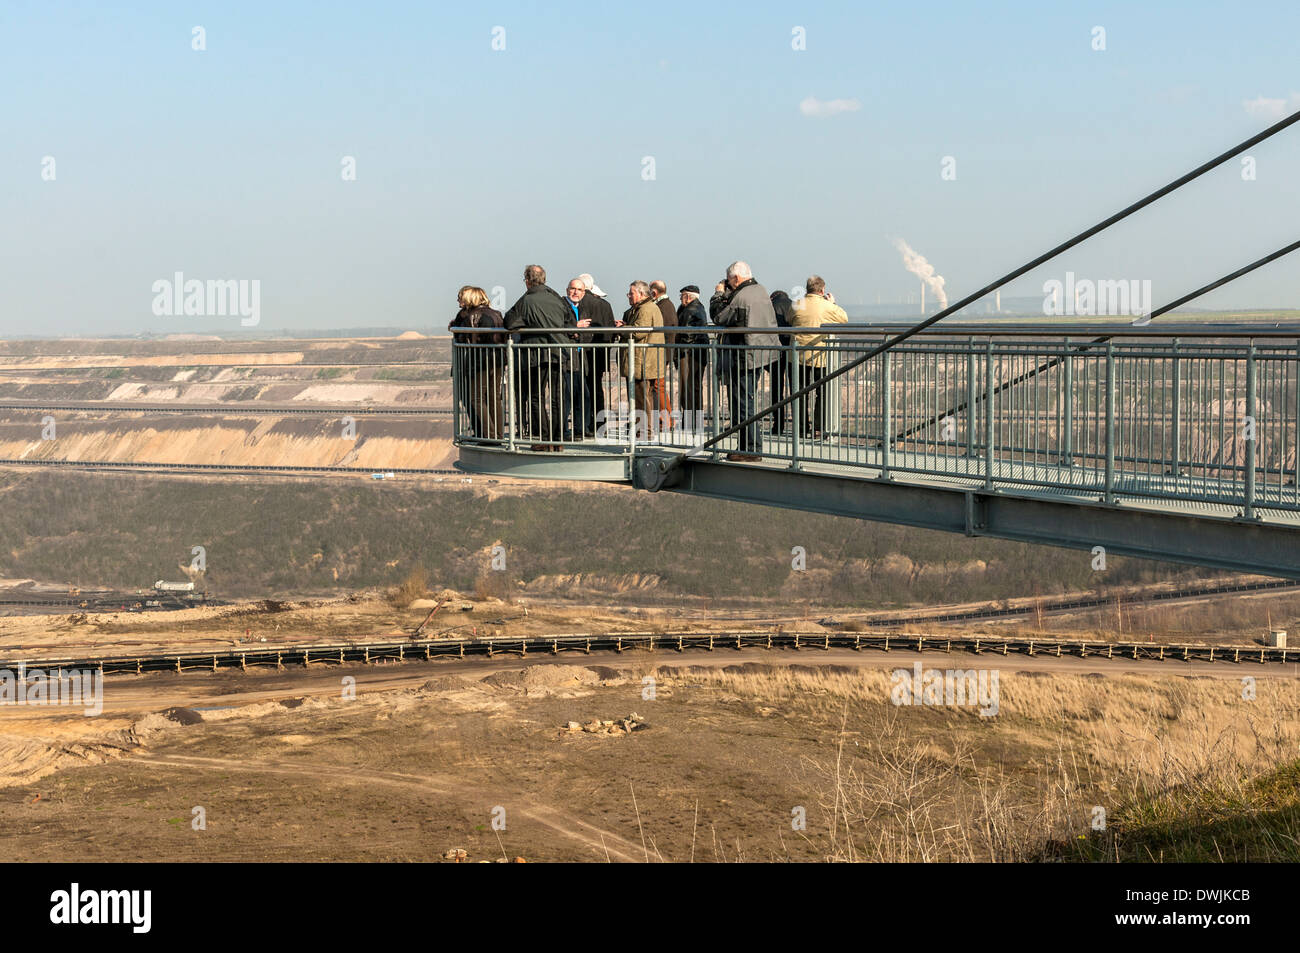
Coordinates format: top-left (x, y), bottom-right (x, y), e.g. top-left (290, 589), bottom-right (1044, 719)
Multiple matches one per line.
top-left (709, 260), bottom-right (780, 461)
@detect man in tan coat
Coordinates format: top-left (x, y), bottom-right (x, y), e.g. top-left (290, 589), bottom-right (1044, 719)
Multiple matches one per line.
top-left (620, 280), bottom-right (667, 438)
top-left (790, 275), bottom-right (849, 437)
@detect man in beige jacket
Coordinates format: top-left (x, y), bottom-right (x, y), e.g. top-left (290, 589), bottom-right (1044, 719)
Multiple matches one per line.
top-left (620, 280), bottom-right (667, 438)
top-left (790, 275), bottom-right (849, 438)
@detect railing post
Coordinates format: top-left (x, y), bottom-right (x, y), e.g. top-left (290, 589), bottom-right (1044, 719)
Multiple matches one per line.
top-left (1104, 340), bottom-right (1116, 504)
top-left (880, 346), bottom-right (892, 479)
top-left (1169, 338), bottom-right (1181, 477)
top-left (788, 334), bottom-right (801, 471)
top-left (452, 340), bottom-right (461, 442)
top-left (984, 338), bottom-right (994, 490)
top-left (1060, 337), bottom-right (1074, 466)
top-left (965, 338), bottom-right (977, 459)
top-left (1245, 340), bottom-right (1257, 520)
top-left (627, 333), bottom-right (637, 455)
top-left (710, 332), bottom-right (721, 461)
top-left (505, 337), bottom-right (517, 451)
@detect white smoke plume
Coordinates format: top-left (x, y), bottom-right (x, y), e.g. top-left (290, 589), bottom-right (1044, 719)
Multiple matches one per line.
top-left (892, 238), bottom-right (948, 311)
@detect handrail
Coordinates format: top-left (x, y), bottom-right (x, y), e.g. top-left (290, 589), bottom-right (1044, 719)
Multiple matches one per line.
top-left (683, 108), bottom-right (1300, 461)
top-left (893, 238), bottom-right (1300, 441)
top-left (452, 322), bottom-right (1300, 339)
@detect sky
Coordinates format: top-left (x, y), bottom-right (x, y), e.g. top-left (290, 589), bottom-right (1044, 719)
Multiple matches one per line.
top-left (2, 0), bottom-right (1299, 335)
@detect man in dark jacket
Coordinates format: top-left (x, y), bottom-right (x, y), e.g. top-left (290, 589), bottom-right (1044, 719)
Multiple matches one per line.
top-left (503, 264), bottom-right (577, 450)
top-left (576, 274), bottom-right (617, 438)
top-left (676, 285), bottom-right (710, 428)
top-left (710, 260), bottom-right (780, 461)
top-left (769, 290), bottom-right (795, 435)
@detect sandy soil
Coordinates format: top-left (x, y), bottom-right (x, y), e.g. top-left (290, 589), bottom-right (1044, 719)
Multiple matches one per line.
top-left (0, 654), bottom-right (1293, 861)
top-left (0, 415), bottom-right (456, 469)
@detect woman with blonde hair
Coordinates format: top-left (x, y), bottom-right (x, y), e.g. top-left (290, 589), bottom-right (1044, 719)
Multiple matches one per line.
top-left (449, 285), bottom-right (505, 439)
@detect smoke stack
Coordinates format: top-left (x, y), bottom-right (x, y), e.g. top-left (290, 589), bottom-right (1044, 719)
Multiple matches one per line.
top-left (920, 280), bottom-right (925, 314)
top-left (892, 239), bottom-right (948, 311)
top-left (995, 289), bottom-right (1001, 313)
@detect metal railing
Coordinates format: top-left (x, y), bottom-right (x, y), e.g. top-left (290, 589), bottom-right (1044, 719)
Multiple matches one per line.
top-left (453, 325), bottom-right (1300, 515)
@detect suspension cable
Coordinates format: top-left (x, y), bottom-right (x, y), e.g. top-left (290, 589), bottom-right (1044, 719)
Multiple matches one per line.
top-left (687, 108), bottom-right (1300, 460)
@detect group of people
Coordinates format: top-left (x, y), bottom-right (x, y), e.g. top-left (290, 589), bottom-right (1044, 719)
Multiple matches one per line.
top-left (449, 261), bottom-right (848, 461)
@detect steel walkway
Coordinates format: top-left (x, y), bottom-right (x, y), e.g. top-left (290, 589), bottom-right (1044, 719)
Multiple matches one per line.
top-left (453, 112), bottom-right (1300, 576)
top-left (454, 325), bottom-right (1300, 579)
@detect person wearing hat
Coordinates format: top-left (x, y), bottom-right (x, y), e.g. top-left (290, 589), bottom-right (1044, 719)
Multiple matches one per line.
top-left (575, 274), bottom-right (616, 438)
top-left (676, 285), bottom-right (710, 428)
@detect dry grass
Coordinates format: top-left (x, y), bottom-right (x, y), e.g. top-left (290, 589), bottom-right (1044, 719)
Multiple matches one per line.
top-left (668, 666), bottom-right (1300, 861)
top-left (1001, 593), bottom-right (1300, 643)
top-left (388, 566), bottom-right (430, 608)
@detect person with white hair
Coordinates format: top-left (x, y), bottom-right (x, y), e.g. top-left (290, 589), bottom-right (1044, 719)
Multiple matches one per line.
top-left (709, 261), bottom-right (781, 461)
top-left (574, 274), bottom-right (616, 438)
top-left (620, 281), bottom-right (667, 437)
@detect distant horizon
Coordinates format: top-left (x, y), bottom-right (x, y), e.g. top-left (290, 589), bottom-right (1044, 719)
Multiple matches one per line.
top-left (5, 306), bottom-right (1300, 343)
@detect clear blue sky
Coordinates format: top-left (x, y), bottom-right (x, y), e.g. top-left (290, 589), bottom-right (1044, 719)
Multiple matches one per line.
top-left (3, 0), bottom-right (1298, 334)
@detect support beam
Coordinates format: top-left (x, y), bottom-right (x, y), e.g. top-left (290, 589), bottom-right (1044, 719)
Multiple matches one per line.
top-left (651, 458), bottom-right (1300, 579)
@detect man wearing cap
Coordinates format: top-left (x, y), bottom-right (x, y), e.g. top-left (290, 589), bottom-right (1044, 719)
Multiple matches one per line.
top-left (676, 285), bottom-right (710, 427)
top-left (575, 274), bottom-right (617, 438)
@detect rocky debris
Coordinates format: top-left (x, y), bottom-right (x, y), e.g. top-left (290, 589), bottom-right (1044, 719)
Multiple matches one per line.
top-left (563, 713), bottom-right (647, 736)
top-left (443, 848), bottom-right (468, 862)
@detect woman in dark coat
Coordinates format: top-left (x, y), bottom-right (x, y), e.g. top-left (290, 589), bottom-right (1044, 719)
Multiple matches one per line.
top-left (449, 286), bottom-right (505, 439)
